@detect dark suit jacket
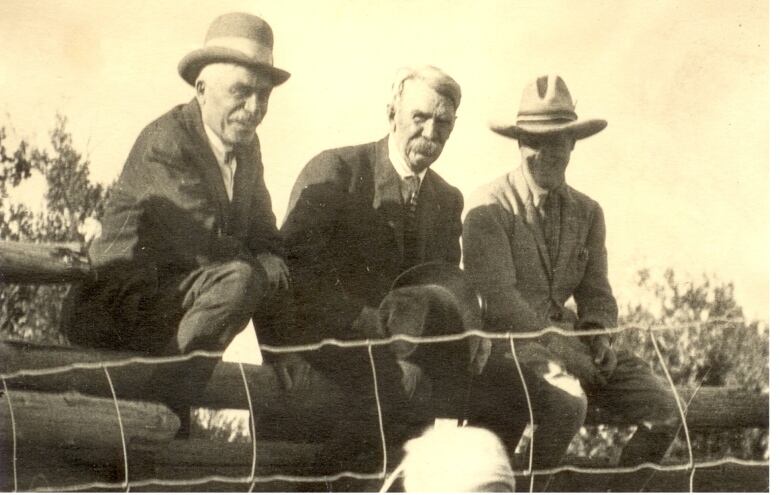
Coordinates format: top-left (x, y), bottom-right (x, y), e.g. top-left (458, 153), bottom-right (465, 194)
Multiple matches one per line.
top-left (463, 168), bottom-right (617, 334)
top-left (281, 136), bottom-right (463, 346)
top-left (67, 99), bottom-right (282, 348)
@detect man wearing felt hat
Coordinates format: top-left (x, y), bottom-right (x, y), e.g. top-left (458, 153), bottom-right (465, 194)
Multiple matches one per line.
top-left (463, 75), bottom-right (680, 481)
top-left (66, 12), bottom-right (292, 433)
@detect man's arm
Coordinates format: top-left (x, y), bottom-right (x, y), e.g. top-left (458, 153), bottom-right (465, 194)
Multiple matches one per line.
top-left (572, 203), bottom-right (618, 331)
top-left (246, 145), bottom-right (285, 259)
top-left (281, 152), bottom-right (367, 341)
top-left (91, 132), bottom-right (250, 273)
top-left (443, 188), bottom-right (464, 265)
top-left (463, 200), bottom-right (546, 332)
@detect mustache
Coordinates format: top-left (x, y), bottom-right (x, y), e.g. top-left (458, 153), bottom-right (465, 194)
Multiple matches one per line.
top-left (409, 138), bottom-right (442, 156)
top-left (230, 114), bottom-right (260, 127)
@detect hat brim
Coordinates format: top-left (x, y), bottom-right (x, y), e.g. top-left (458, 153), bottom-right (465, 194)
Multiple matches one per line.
top-left (178, 47), bottom-right (291, 87)
top-left (490, 118), bottom-right (607, 141)
top-left (392, 262), bottom-right (482, 329)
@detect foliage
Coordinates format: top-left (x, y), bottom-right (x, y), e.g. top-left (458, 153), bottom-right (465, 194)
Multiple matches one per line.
top-left (569, 268), bottom-right (769, 462)
top-left (0, 116), bottom-right (109, 343)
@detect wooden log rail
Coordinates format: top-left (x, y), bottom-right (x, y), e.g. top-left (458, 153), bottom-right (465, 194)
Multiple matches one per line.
top-left (0, 340), bottom-right (769, 492)
top-left (0, 340), bottom-right (768, 431)
top-left (0, 240), bottom-right (91, 284)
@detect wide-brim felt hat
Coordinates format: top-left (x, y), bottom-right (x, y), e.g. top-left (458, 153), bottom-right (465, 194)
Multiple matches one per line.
top-left (491, 74), bottom-right (606, 141)
top-left (391, 262), bottom-right (482, 330)
top-left (178, 12), bottom-right (290, 87)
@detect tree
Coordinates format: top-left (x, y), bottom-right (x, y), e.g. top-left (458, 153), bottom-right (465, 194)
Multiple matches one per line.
top-left (0, 116), bottom-right (110, 343)
top-left (568, 268), bottom-right (768, 463)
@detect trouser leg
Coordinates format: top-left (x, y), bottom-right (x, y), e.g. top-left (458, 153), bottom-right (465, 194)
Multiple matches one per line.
top-left (143, 261), bottom-right (267, 433)
top-left (590, 350), bottom-right (680, 491)
top-left (468, 342), bottom-right (587, 469)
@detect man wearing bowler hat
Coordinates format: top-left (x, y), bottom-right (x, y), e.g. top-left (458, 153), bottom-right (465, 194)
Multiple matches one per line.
top-left (66, 12), bottom-right (291, 433)
top-left (463, 75), bottom-right (680, 480)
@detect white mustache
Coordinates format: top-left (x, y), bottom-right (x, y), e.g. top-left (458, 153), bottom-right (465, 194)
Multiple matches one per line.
top-left (410, 138), bottom-right (441, 156)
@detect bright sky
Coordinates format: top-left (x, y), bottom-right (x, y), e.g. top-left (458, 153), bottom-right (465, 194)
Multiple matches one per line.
top-left (0, 0), bottom-right (769, 336)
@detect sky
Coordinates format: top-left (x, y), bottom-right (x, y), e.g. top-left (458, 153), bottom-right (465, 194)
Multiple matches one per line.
top-left (0, 0), bottom-right (770, 334)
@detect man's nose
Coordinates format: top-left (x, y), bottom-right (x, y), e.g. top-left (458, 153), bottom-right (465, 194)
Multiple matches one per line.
top-left (244, 93), bottom-right (264, 118)
top-left (421, 120), bottom-right (436, 140)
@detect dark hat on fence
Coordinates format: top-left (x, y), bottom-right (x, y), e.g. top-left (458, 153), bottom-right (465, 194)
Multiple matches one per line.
top-left (178, 12), bottom-right (290, 86)
top-left (390, 262), bottom-right (483, 331)
top-left (491, 74), bottom-right (606, 141)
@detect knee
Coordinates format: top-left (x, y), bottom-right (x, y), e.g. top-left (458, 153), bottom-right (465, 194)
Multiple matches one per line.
top-left (542, 367), bottom-right (588, 426)
top-left (645, 391), bottom-right (681, 430)
top-left (213, 260), bottom-right (265, 310)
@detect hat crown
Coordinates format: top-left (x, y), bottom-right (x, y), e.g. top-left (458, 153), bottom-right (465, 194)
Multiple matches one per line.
top-left (178, 12), bottom-right (290, 86)
top-left (205, 12), bottom-right (274, 47)
top-left (516, 74), bottom-right (577, 123)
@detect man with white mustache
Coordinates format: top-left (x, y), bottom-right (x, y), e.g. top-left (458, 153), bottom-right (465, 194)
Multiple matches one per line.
top-left (279, 65), bottom-right (477, 469)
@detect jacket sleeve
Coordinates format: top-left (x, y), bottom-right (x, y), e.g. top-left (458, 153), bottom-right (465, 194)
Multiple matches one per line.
top-left (463, 200), bottom-right (547, 333)
top-left (444, 189), bottom-right (464, 265)
top-left (572, 203), bottom-right (618, 330)
top-left (91, 128), bottom-right (250, 275)
top-left (281, 152), bottom-right (367, 342)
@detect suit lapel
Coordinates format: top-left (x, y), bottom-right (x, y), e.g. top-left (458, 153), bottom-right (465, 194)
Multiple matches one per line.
top-left (372, 137), bottom-right (405, 255)
top-left (552, 187), bottom-right (580, 285)
top-left (227, 144), bottom-right (256, 234)
top-left (183, 99), bottom-right (231, 228)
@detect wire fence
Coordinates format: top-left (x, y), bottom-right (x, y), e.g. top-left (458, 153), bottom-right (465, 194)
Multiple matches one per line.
top-left (0, 318), bottom-right (769, 493)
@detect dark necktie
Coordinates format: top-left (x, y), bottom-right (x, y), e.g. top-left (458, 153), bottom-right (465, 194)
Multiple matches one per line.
top-left (540, 192), bottom-right (560, 265)
top-left (401, 175), bottom-right (421, 270)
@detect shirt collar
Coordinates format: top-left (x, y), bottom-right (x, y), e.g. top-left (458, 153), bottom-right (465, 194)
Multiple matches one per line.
top-left (202, 119), bottom-right (234, 164)
top-left (520, 157), bottom-right (566, 208)
top-left (388, 133), bottom-right (427, 183)
top-left (514, 159), bottom-right (565, 209)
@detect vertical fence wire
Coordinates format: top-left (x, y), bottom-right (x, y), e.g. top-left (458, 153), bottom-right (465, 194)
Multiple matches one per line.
top-left (367, 343), bottom-right (389, 479)
top-left (1, 377), bottom-right (18, 492)
top-left (102, 366), bottom-right (130, 492)
top-left (238, 362), bottom-right (258, 492)
top-left (509, 335), bottom-right (535, 492)
top-left (648, 330), bottom-right (695, 492)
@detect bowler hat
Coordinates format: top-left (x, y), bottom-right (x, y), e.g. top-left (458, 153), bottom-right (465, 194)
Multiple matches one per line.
top-left (491, 74), bottom-right (606, 141)
top-left (178, 12), bottom-right (290, 86)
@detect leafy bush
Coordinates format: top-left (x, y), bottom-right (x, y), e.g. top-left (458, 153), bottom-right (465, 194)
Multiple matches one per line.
top-left (568, 268), bottom-right (768, 462)
top-left (0, 117), bottom-right (109, 343)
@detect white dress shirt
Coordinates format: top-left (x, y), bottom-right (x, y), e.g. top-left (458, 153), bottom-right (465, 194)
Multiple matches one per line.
top-left (203, 123), bottom-right (237, 202)
top-left (388, 133), bottom-right (427, 187)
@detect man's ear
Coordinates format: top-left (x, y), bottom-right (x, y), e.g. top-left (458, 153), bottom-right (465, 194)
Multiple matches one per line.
top-left (195, 80), bottom-right (206, 101)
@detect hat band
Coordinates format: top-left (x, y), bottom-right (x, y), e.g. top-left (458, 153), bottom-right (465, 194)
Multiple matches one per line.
top-left (205, 36), bottom-right (273, 65)
top-left (516, 111), bottom-right (577, 124)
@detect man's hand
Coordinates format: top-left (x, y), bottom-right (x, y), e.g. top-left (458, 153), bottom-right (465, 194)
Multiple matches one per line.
top-left (256, 252), bottom-right (290, 291)
top-left (539, 329), bottom-right (606, 388)
top-left (272, 353), bottom-right (311, 392)
top-left (398, 359), bottom-right (429, 400)
top-left (467, 336), bottom-right (491, 375)
top-left (590, 334), bottom-right (617, 379)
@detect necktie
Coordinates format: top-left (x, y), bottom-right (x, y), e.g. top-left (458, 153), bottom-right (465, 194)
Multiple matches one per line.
top-left (401, 175), bottom-right (421, 270)
top-left (541, 192), bottom-right (560, 264)
top-left (402, 175), bottom-right (420, 208)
